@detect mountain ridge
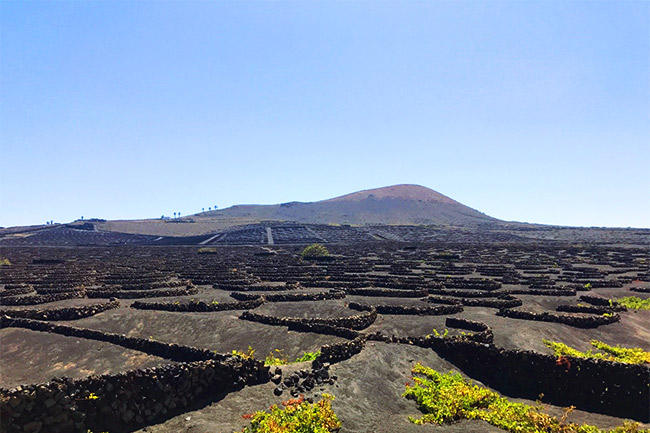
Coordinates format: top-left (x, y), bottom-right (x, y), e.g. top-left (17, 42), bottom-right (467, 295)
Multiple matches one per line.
top-left (0, 184), bottom-right (498, 239)
top-left (196, 184), bottom-right (495, 227)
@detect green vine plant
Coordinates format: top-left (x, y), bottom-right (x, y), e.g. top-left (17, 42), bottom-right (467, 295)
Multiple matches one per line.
top-left (240, 393), bottom-right (340, 433)
top-left (616, 296), bottom-right (650, 310)
top-left (429, 328), bottom-right (449, 338)
top-left (403, 363), bottom-right (645, 433)
top-left (231, 347), bottom-right (321, 366)
top-left (266, 349), bottom-right (321, 366)
top-left (232, 346), bottom-right (257, 360)
top-left (543, 340), bottom-right (650, 365)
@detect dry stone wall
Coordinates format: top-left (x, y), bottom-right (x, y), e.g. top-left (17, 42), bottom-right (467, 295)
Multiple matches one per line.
top-left (0, 357), bottom-right (268, 433)
top-left (0, 301), bottom-right (120, 321)
top-left (496, 309), bottom-right (621, 328)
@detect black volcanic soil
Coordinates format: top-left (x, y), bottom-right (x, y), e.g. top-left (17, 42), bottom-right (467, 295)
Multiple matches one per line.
top-left (0, 328), bottom-right (170, 388)
top-left (136, 343), bottom-right (637, 433)
top-left (1, 244), bottom-right (649, 432)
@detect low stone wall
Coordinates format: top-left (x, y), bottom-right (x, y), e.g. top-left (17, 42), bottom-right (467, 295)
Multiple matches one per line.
top-left (35, 287), bottom-right (85, 295)
top-left (212, 283), bottom-right (254, 290)
top-left (348, 301), bottom-right (463, 316)
top-left (556, 304), bottom-right (619, 314)
top-left (240, 308), bottom-right (377, 331)
top-left (3, 284), bottom-right (33, 290)
top-left (0, 357), bottom-right (269, 433)
top-left (426, 295), bottom-right (522, 309)
top-left (86, 287), bottom-right (198, 299)
top-left (440, 279), bottom-right (502, 290)
top-left (302, 281), bottom-right (368, 289)
top-left (0, 301), bottom-right (120, 321)
top-left (0, 317), bottom-right (227, 362)
top-left (363, 331), bottom-right (648, 421)
top-left (0, 287), bottom-right (34, 298)
top-left (110, 280), bottom-right (190, 291)
top-left (220, 284), bottom-right (293, 292)
top-left (317, 336), bottom-right (367, 364)
top-left (264, 291), bottom-right (346, 302)
top-left (428, 339), bottom-right (649, 422)
top-left (229, 292), bottom-right (263, 301)
top-left (445, 317), bottom-right (489, 332)
top-left (505, 288), bottom-right (576, 296)
top-left (230, 291), bottom-right (345, 303)
top-left (630, 287), bottom-right (650, 293)
top-left (428, 288), bottom-right (503, 298)
top-left (131, 298), bottom-right (264, 312)
top-left (0, 291), bottom-right (85, 306)
top-left (445, 317), bottom-right (493, 344)
top-left (579, 295), bottom-right (627, 311)
top-left (346, 288), bottom-right (428, 298)
top-left (496, 309), bottom-right (620, 328)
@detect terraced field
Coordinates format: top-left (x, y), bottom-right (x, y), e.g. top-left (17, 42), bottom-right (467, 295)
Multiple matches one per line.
top-left (0, 243), bottom-right (649, 433)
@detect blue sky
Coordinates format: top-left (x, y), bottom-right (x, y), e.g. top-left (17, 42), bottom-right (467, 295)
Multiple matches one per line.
top-left (1, 1), bottom-right (648, 228)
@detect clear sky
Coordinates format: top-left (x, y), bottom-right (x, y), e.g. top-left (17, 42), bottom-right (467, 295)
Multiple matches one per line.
top-left (1, 1), bottom-right (648, 228)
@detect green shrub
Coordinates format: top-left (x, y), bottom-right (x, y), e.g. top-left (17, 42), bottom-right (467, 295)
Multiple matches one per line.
top-left (301, 243), bottom-right (329, 258)
top-left (0, 258), bottom-right (11, 266)
top-left (265, 349), bottom-right (322, 366)
top-left (590, 341), bottom-right (650, 364)
top-left (616, 296), bottom-right (650, 310)
top-left (294, 350), bottom-right (321, 363)
top-left (241, 394), bottom-right (340, 433)
top-left (265, 349), bottom-right (290, 366)
top-left (428, 328), bottom-right (449, 338)
top-left (232, 346), bottom-right (256, 360)
top-left (543, 339), bottom-right (650, 364)
top-left (233, 347), bottom-right (322, 366)
top-left (197, 247), bottom-right (218, 254)
top-left (403, 363), bottom-right (644, 432)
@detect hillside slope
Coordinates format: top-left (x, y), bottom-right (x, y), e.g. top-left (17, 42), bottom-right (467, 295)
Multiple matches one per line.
top-left (202, 184), bottom-right (496, 226)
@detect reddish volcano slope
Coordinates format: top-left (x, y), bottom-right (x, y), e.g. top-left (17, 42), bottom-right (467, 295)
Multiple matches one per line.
top-left (210, 184), bottom-right (496, 226)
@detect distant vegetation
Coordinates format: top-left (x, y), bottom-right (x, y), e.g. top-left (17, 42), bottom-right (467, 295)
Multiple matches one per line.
top-left (403, 363), bottom-right (643, 432)
top-left (616, 296), bottom-right (650, 310)
top-left (241, 394), bottom-right (340, 433)
top-left (197, 247), bottom-right (218, 254)
top-left (301, 243), bottom-right (329, 259)
top-left (543, 340), bottom-right (650, 364)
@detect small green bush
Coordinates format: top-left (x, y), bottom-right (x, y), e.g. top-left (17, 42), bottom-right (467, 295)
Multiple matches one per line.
top-left (295, 350), bottom-right (321, 363)
top-left (301, 243), bottom-right (329, 258)
top-left (403, 363), bottom-right (644, 432)
top-left (232, 346), bottom-right (256, 360)
top-left (617, 296), bottom-right (650, 310)
top-left (241, 394), bottom-right (340, 433)
top-left (232, 347), bottom-right (322, 366)
top-left (197, 247), bottom-right (218, 254)
top-left (265, 349), bottom-right (321, 366)
top-left (265, 349), bottom-right (290, 366)
top-left (0, 258), bottom-right (11, 266)
top-left (429, 328), bottom-right (449, 338)
top-left (543, 339), bottom-right (650, 364)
